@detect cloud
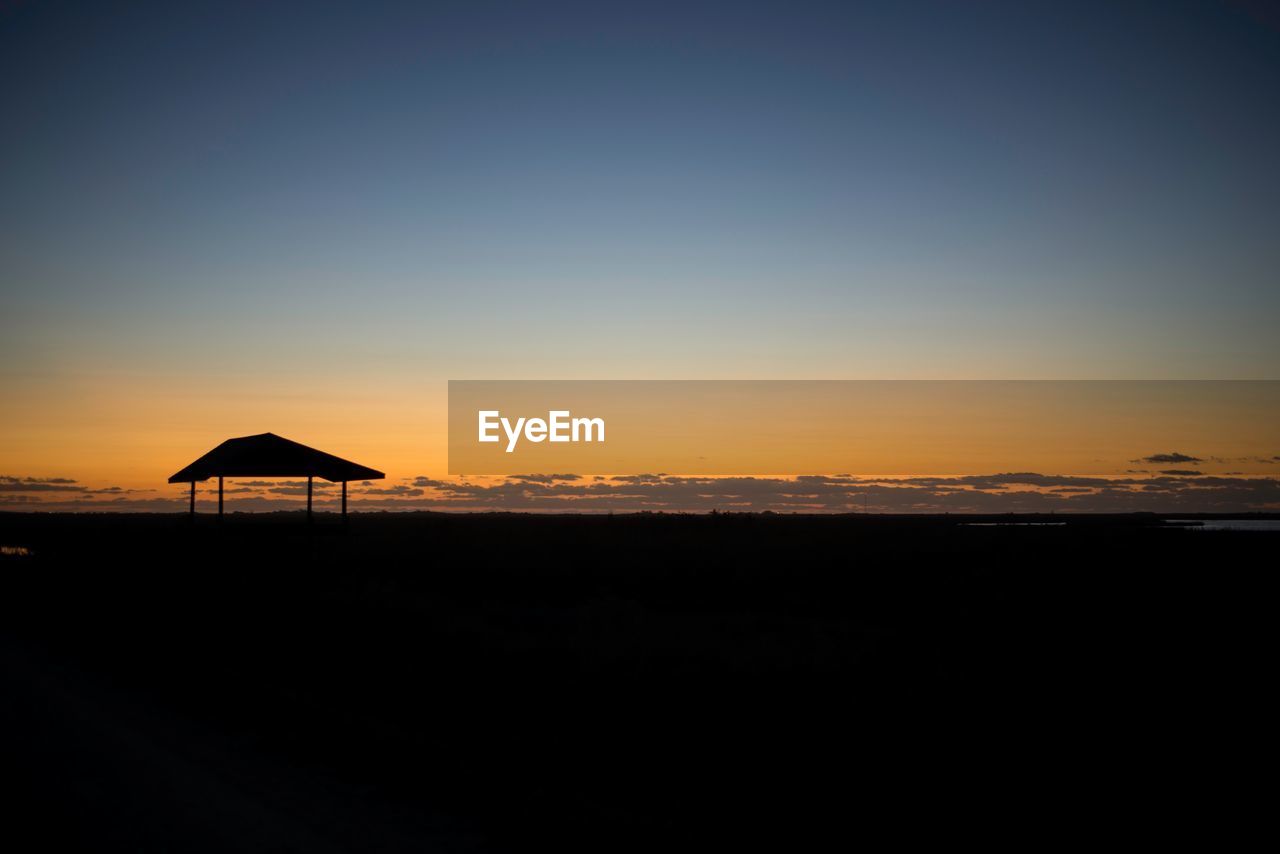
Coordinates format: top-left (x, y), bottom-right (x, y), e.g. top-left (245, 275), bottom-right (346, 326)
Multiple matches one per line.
top-left (0, 482), bottom-right (84, 493)
top-left (508, 473), bottom-right (583, 483)
top-left (0, 475), bottom-right (84, 493)
top-left (1135, 452), bottom-right (1203, 464)
top-left (0, 476), bottom-right (153, 495)
top-left (267, 485), bottom-right (331, 496)
top-left (6, 471), bottom-right (1279, 514)
top-left (357, 485), bottom-right (425, 496)
top-left (390, 472), bottom-right (1280, 514)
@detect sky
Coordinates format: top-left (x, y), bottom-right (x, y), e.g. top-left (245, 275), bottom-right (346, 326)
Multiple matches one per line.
top-left (1, 0), bottom-right (1278, 510)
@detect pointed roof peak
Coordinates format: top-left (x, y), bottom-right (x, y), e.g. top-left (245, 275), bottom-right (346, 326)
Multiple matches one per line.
top-left (168, 433), bottom-right (384, 483)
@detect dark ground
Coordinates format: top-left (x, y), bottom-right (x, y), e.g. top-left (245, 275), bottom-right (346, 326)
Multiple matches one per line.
top-left (0, 511), bottom-right (1271, 850)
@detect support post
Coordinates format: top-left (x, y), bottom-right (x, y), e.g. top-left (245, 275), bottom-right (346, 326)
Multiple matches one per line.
top-left (218, 476), bottom-right (224, 518)
top-left (189, 481), bottom-right (195, 518)
top-left (307, 475), bottom-right (313, 523)
top-left (342, 480), bottom-right (348, 523)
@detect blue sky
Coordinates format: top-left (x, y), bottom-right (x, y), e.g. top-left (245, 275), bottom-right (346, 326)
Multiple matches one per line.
top-left (3, 0), bottom-right (1278, 394)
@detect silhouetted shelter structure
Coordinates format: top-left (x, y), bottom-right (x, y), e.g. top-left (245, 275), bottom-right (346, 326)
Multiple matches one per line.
top-left (168, 432), bottom-right (384, 521)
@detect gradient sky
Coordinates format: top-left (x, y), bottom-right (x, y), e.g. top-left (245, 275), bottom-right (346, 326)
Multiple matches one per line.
top-left (2, 0), bottom-right (1278, 500)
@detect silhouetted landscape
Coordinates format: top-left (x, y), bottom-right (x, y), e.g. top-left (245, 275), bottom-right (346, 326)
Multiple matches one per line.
top-left (4, 0), bottom-right (1278, 848)
top-left (2, 511), bottom-right (1270, 850)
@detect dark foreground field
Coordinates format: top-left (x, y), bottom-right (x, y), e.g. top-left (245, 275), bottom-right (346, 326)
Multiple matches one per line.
top-left (1, 512), bottom-right (1271, 850)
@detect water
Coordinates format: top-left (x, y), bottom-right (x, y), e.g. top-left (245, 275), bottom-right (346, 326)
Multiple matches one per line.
top-left (1167, 520), bottom-right (1280, 532)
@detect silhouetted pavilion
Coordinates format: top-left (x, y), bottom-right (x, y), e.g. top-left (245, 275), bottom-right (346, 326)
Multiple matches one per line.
top-left (168, 432), bottom-right (384, 521)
